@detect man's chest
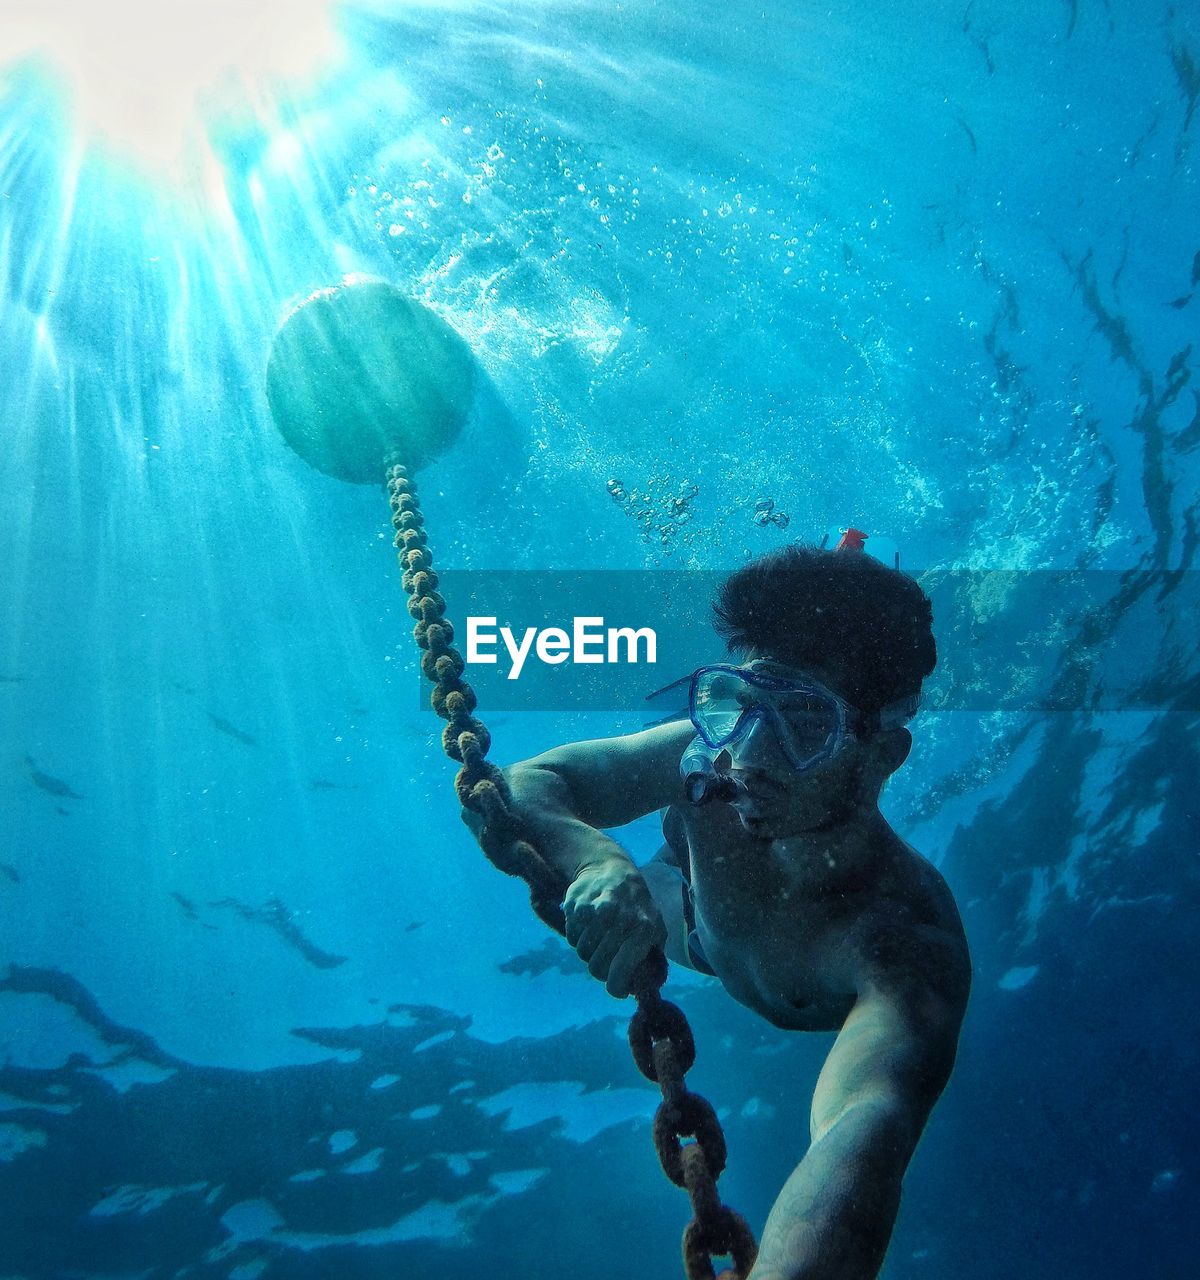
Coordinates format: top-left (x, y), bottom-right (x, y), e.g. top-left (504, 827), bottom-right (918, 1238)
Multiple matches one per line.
top-left (673, 808), bottom-right (874, 1029)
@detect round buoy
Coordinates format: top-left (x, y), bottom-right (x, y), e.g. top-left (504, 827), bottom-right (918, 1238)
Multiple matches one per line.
top-left (266, 281), bottom-right (475, 483)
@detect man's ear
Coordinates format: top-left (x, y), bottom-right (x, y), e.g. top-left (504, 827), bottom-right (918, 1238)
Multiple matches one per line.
top-left (870, 727), bottom-right (912, 777)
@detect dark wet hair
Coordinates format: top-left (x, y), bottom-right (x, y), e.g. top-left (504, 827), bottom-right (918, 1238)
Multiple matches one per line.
top-left (712, 543), bottom-right (936, 722)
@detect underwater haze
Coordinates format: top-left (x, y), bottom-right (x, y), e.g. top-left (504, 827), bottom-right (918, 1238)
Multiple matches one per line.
top-left (1, 1), bottom-right (1198, 1277)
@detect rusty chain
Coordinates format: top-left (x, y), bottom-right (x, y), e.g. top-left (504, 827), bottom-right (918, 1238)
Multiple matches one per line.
top-left (386, 458), bottom-right (757, 1280)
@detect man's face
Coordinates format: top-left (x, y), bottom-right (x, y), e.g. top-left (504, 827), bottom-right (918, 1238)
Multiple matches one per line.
top-left (714, 654), bottom-right (883, 839)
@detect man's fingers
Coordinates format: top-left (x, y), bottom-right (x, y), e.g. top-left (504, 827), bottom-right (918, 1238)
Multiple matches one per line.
top-left (606, 928), bottom-right (661, 998)
top-left (564, 893), bottom-right (601, 947)
top-left (564, 904), bottom-right (585, 947)
top-left (586, 930), bottom-right (625, 983)
top-left (574, 900), bottom-right (660, 964)
top-left (565, 892), bottom-right (628, 949)
top-left (574, 919), bottom-right (608, 963)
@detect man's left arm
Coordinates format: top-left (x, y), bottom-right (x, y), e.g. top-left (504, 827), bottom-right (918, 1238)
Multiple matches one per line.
top-left (749, 930), bottom-right (971, 1280)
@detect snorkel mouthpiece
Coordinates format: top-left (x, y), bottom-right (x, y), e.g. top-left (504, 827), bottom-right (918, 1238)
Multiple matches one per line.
top-left (685, 771), bottom-right (745, 805)
top-left (681, 737), bottom-right (748, 806)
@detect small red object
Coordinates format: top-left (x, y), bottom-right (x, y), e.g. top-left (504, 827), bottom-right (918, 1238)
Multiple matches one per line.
top-left (835, 527), bottom-right (868, 552)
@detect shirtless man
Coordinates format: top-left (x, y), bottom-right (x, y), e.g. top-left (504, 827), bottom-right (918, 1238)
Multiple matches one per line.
top-left (484, 543), bottom-right (971, 1280)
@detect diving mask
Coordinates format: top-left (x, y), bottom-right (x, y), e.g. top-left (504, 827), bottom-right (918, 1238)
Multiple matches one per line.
top-left (689, 661), bottom-right (864, 774)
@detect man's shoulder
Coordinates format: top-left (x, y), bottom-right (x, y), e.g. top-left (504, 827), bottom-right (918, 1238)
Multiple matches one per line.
top-left (853, 837), bottom-right (972, 1011)
top-left (881, 832), bottom-right (965, 925)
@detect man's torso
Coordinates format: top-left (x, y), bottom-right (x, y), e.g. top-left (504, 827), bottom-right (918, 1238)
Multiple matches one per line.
top-left (661, 802), bottom-right (968, 1031)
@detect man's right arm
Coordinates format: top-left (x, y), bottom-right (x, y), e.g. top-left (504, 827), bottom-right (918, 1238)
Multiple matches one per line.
top-left (462, 719), bottom-right (696, 997)
top-left (498, 718), bottom-right (696, 884)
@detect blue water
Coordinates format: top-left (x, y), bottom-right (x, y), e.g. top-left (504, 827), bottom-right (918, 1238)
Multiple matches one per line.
top-left (1, 1), bottom-right (1197, 1276)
